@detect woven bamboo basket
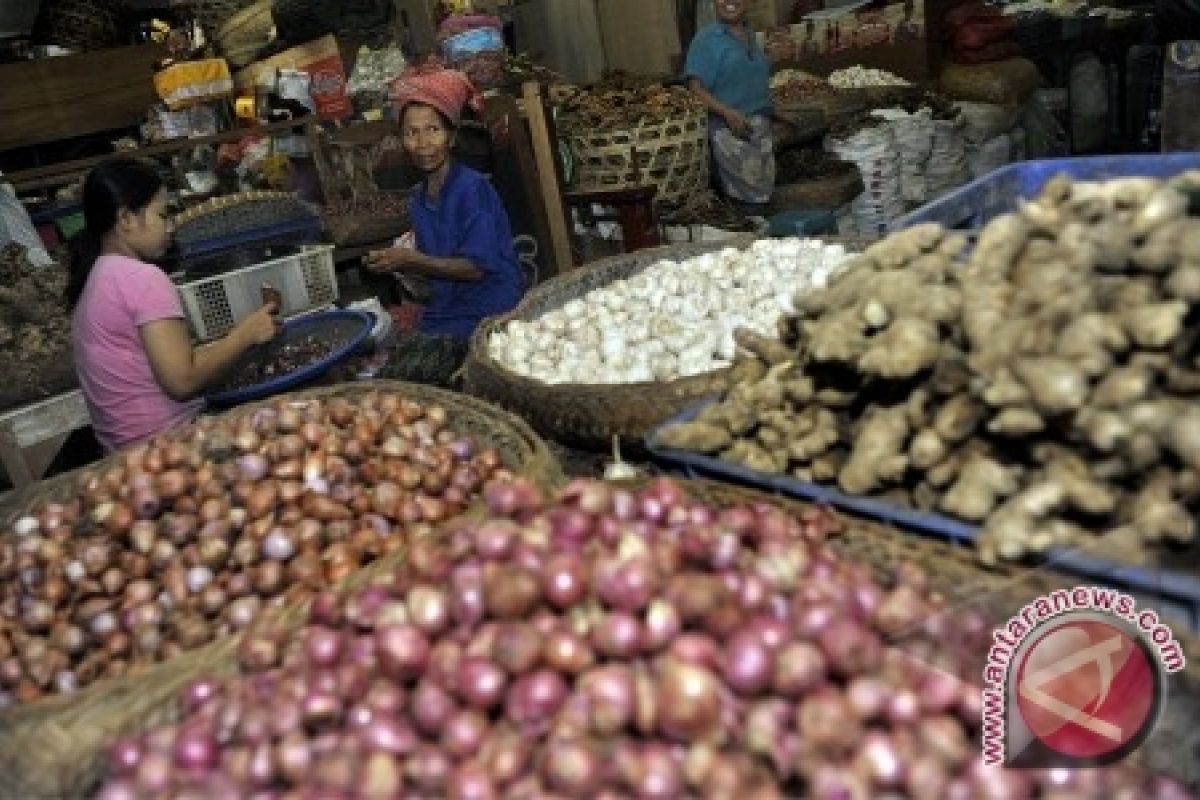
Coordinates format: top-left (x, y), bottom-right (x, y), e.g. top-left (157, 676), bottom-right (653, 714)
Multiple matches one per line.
top-left (191, 0), bottom-right (259, 38)
top-left (463, 239), bottom-right (765, 451)
top-left (0, 381), bottom-right (562, 800)
top-left (564, 109), bottom-right (710, 209)
top-left (661, 479), bottom-right (1200, 786)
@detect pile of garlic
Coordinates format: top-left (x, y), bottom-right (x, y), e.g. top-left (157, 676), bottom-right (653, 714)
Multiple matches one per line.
top-left (488, 238), bottom-right (854, 385)
top-left (828, 66), bottom-right (911, 89)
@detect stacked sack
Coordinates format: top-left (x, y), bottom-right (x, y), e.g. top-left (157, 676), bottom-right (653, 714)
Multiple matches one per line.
top-left (438, 13), bottom-right (507, 89)
top-left (871, 107), bottom-right (935, 207)
top-left (825, 123), bottom-right (905, 236)
top-left (944, 0), bottom-right (1022, 64)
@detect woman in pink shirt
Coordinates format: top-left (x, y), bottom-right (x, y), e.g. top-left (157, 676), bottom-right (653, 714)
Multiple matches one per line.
top-left (68, 158), bottom-right (279, 451)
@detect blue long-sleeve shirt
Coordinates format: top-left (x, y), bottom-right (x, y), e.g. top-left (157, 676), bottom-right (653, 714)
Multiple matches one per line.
top-left (684, 23), bottom-right (773, 118)
top-left (410, 161), bottom-right (525, 339)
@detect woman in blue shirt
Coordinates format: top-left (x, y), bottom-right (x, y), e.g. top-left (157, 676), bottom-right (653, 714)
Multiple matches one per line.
top-left (685, 0), bottom-right (777, 206)
top-left (367, 66), bottom-right (524, 340)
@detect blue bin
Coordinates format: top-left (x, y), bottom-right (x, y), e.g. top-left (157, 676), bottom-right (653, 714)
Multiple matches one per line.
top-left (647, 398), bottom-right (1200, 631)
top-left (893, 154), bottom-right (1200, 231)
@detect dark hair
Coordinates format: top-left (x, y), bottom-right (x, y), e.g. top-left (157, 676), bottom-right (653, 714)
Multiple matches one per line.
top-left (65, 157), bottom-right (164, 310)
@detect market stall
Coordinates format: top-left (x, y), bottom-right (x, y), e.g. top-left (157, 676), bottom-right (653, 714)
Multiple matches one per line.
top-left (0, 2), bottom-right (1197, 797)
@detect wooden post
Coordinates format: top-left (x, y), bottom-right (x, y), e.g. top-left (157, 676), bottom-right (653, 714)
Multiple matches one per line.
top-left (522, 81), bottom-right (574, 272)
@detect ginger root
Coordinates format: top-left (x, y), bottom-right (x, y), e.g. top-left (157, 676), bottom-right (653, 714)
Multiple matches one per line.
top-left (839, 406), bottom-right (910, 494)
top-left (939, 454), bottom-right (1020, 521)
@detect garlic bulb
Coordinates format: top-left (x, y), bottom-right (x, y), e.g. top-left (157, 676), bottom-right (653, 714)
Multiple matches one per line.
top-left (488, 237), bottom-right (855, 384)
top-left (828, 66), bottom-right (910, 89)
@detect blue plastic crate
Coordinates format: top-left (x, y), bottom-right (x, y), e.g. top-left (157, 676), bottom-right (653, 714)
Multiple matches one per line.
top-left (648, 398), bottom-right (1200, 631)
top-left (177, 215), bottom-right (324, 263)
top-left (892, 153), bottom-right (1200, 231)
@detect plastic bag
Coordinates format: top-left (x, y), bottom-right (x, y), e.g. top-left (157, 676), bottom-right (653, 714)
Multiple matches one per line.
top-left (1021, 91), bottom-right (1068, 157)
top-left (1069, 55), bottom-right (1108, 152)
top-left (0, 181), bottom-right (53, 267)
top-left (825, 125), bottom-right (905, 235)
top-left (955, 100), bottom-right (1023, 144)
top-left (969, 133), bottom-right (1012, 177)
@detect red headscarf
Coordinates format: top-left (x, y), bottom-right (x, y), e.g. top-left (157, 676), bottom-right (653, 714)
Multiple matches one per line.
top-left (389, 63), bottom-right (483, 126)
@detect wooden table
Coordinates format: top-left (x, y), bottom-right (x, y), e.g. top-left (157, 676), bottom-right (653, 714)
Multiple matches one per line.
top-left (0, 390), bottom-right (90, 490)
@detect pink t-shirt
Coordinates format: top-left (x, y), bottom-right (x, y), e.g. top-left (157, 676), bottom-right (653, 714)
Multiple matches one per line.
top-left (72, 254), bottom-right (203, 451)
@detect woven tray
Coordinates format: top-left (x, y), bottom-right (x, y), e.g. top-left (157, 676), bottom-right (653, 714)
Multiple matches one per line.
top-left (463, 239), bottom-right (760, 451)
top-left (662, 479), bottom-right (1200, 786)
top-left (0, 381), bottom-right (563, 800)
top-left (771, 166), bottom-right (865, 212)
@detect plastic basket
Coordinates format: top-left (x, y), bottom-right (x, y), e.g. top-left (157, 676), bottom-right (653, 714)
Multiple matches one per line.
top-left (648, 399), bottom-right (1200, 631)
top-left (175, 245), bottom-right (337, 342)
top-left (565, 110), bottom-right (709, 208)
top-left (893, 153), bottom-right (1200, 231)
top-left (205, 309), bottom-right (374, 407)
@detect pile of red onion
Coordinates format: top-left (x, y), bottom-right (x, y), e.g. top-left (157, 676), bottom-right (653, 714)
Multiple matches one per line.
top-left (97, 478), bottom-right (1190, 799)
top-left (0, 391), bottom-right (508, 704)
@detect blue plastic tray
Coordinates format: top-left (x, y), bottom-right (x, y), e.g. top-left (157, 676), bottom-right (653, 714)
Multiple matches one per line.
top-left (892, 153), bottom-right (1200, 231)
top-left (648, 398), bottom-right (1200, 630)
top-left (205, 309), bottom-right (373, 408)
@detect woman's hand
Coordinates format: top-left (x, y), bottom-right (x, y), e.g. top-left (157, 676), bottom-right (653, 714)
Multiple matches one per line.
top-left (722, 108), bottom-right (753, 139)
top-left (237, 301), bottom-right (280, 346)
top-left (365, 247), bottom-right (415, 274)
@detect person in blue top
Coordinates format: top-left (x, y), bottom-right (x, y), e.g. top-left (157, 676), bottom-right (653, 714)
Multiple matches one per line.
top-left (367, 65), bottom-right (524, 341)
top-left (685, 0), bottom-right (777, 207)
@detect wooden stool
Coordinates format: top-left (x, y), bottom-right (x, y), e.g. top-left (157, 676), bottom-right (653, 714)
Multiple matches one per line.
top-left (564, 185), bottom-right (663, 253)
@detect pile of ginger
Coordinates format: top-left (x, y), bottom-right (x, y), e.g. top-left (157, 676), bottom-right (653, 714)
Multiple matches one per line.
top-left (658, 172), bottom-right (1200, 564)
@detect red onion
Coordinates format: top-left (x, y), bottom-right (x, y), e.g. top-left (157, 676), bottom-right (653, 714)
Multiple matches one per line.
top-left (442, 708), bottom-right (489, 759)
top-left (173, 725), bottom-right (218, 770)
top-left (458, 657), bottom-right (507, 710)
top-left (581, 665), bottom-right (635, 735)
top-left (548, 507), bottom-right (593, 550)
top-left (506, 669), bottom-right (568, 728)
top-left (375, 624), bottom-right (430, 681)
top-left (722, 630), bottom-right (774, 695)
top-left (404, 745), bottom-right (452, 792)
top-left (492, 622), bottom-right (542, 675)
top-left (262, 528), bottom-right (296, 561)
top-left (182, 677), bottom-right (220, 714)
top-left (855, 731), bottom-right (906, 788)
top-left (643, 599), bottom-right (682, 652)
top-left (592, 612), bottom-right (643, 659)
top-left (407, 585), bottom-right (451, 636)
top-left (656, 660), bottom-right (722, 741)
top-left (451, 564), bottom-right (485, 627)
top-left (473, 520), bottom-right (518, 561)
top-left (108, 736), bottom-right (143, 776)
top-left (360, 751), bottom-right (404, 800)
top-left (480, 727), bottom-right (530, 787)
top-left (846, 675), bottom-right (891, 721)
top-left (796, 690), bottom-right (860, 754)
top-left (427, 639), bottom-right (463, 688)
top-left (807, 764), bottom-right (870, 800)
top-left (447, 763), bottom-right (497, 800)
top-left (888, 688), bottom-right (921, 725)
top-left (918, 714), bottom-right (971, 769)
top-left (920, 667), bottom-right (963, 714)
top-left (411, 681), bottom-right (456, 736)
top-left (668, 634), bottom-right (720, 670)
top-left (483, 566), bottom-right (540, 618)
top-left (542, 737), bottom-right (602, 795)
top-left (542, 629), bottom-right (594, 675)
top-left (596, 557), bottom-right (659, 613)
top-left (305, 626), bottom-right (345, 669)
top-left (629, 743), bottom-right (684, 800)
top-left (819, 619), bottom-right (882, 677)
top-left (541, 553), bottom-right (589, 609)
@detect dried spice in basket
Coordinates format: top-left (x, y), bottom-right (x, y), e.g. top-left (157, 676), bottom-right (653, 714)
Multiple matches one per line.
top-left (554, 77), bottom-right (703, 134)
top-left (776, 148), bottom-right (858, 186)
top-left (660, 191), bottom-right (759, 232)
top-left (0, 245), bottom-right (76, 411)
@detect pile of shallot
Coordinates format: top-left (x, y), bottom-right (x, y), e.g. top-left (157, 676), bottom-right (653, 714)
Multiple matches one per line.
top-left (0, 391), bottom-right (509, 704)
top-left (97, 478), bottom-right (1188, 799)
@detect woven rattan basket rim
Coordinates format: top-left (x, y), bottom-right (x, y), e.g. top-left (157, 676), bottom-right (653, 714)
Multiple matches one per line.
top-left (464, 239), bottom-right (762, 447)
